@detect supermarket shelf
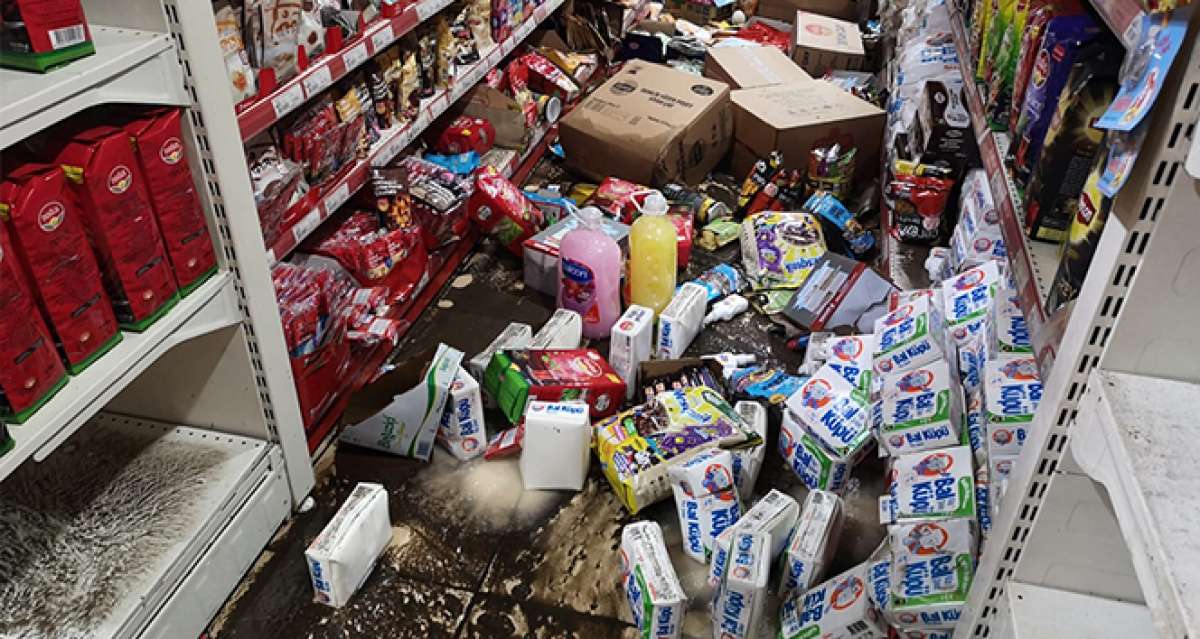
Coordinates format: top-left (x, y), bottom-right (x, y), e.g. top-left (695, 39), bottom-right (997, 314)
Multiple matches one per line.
top-left (0, 26), bottom-right (184, 149)
top-left (0, 273), bottom-right (240, 482)
top-left (236, 0), bottom-right (455, 140)
top-left (72, 415), bottom-right (288, 639)
top-left (998, 582), bottom-right (1154, 639)
top-left (948, 9), bottom-right (1060, 376)
top-left (265, 0), bottom-right (564, 265)
top-left (1071, 369), bottom-right (1200, 638)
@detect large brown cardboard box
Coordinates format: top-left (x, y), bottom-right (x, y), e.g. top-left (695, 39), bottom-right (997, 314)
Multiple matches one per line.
top-left (731, 80), bottom-right (884, 183)
top-left (703, 45), bottom-right (813, 90)
top-left (791, 11), bottom-right (864, 75)
top-left (756, 0), bottom-right (858, 22)
top-left (559, 61), bottom-right (732, 186)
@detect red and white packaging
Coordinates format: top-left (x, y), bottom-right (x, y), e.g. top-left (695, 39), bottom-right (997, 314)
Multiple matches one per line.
top-left (0, 163), bottom-right (120, 372)
top-left (0, 223), bottom-right (67, 421)
top-left (484, 423), bottom-right (524, 459)
top-left (54, 124), bottom-right (179, 328)
top-left (119, 108), bottom-right (218, 292)
top-left (430, 115), bottom-right (497, 155)
top-left (467, 168), bottom-right (542, 255)
top-left (668, 212), bottom-right (693, 269)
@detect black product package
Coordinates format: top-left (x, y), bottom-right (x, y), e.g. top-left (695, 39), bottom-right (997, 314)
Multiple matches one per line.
top-left (1045, 137), bottom-right (1111, 314)
top-left (913, 80), bottom-right (979, 171)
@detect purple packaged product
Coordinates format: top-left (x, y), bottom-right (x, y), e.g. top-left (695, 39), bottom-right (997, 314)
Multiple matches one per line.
top-left (1011, 14), bottom-right (1102, 187)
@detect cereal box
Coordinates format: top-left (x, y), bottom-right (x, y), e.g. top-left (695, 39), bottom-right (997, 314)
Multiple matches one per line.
top-left (779, 489), bottom-right (844, 602)
top-left (984, 355), bottom-right (1042, 458)
top-left (621, 521), bottom-right (687, 639)
top-left (436, 366), bottom-right (488, 460)
top-left (887, 517), bottom-right (976, 629)
top-left (786, 365), bottom-right (873, 459)
top-left (731, 401), bottom-right (767, 497)
top-left (779, 410), bottom-right (855, 492)
top-left (669, 448), bottom-right (742, 562)
top-left (712, 530), bottom-right (772, 639)
top-left (873, 296), bottom-right (944, 375)
top-left (941, 261), bottom-right (1000, 348)
top-left (879, 360), bottom-right (962, 456)
top-left (824, 334), bottom-right (875, 395)
top-left (884, 446), bottom-right (976, 523)
top-left (779, 562), bottom-right (889, 639)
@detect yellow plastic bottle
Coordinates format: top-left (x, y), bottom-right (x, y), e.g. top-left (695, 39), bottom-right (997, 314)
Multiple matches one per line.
top-left (629, 191), bottom-right (677, 315)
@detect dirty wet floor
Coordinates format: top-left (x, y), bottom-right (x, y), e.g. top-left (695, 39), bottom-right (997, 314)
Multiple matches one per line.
top-left (209, 241), bottom-right (890, 639)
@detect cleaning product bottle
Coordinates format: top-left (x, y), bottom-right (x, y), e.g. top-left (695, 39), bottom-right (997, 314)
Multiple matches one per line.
top-left (557, 206), bottom-right (621, 339)
top-left (629, 191), bottom-right (677, 315)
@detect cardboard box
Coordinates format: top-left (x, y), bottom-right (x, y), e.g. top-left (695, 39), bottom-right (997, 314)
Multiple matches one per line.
top-left (621, 522), bottom-right (688, 639)
top-left (704, 45), bottom-right (812, 90)
top-left (459, 85), bottom-right (528, 149)
top-left (756, 0), bottom-right (859, 22)
top-left (530, 309), bottom-right (583, 349)
top-left (709, 490), bottom-right (801, 590)
top-left (560, 61), bottom-right (732, 186)
top-left (984, 355), bottom-right (1042, 458)
top-left (731, 401), bottom-right (768, 497)
top-left (664, 0), bottom-right (735, 23)
top-left (306, 483), bottom-right (391, 608)
top-left (785, 364), bottom-right (873, 459)
top-left (888, 518), bottom-right (976, 629)
top-left (790, 11), bottom-right (864, 75)
top-left (731, 81), bottom-right (883, 184)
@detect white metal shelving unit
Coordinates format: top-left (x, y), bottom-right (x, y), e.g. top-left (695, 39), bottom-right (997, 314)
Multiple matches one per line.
top-left (954, 7), bottom-right (1200, 637)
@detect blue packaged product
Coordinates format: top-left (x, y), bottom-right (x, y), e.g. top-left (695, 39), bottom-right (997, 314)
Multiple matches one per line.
top-left (804, 191), bottom-right (875, 257)
top-left (689, 263), bottom-right (745, 302)
top-left (729, 366), bottom-right (803, 405)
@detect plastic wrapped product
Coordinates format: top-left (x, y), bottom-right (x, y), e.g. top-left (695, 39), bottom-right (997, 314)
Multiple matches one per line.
top-left (739, 211), bottom-right (827, 290)
top-left (214, 3), bottom-right (257, 102)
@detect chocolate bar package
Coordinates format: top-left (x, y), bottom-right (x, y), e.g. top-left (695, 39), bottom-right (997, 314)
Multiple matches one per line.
top-left (1045, 137), bottom-right (1111, 313)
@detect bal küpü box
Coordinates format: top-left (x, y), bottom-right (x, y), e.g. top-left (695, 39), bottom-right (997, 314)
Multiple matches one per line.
top-left (437, 366), bottom-right (488, 460)
top-left (620, 521), bottom-right (687, 639)
top-left (560, 61), bottom-right (732, 186)
top-left (785, 364), bottom-right (874, 460)
top-left (711, 530), bottom-right (772, 639)
top-left (520, 401), bottom-right (591, 490)
top-left (611, 305), bottom-right (655, 401)
top-left (992, 290), bottom-right (1032, 355)
top-left (731, 401), bottom-right (768, 497)
top-left (656, 283), bottom-right (708, 359)
top-left (821, 334), bottom-right (875, 395)
top-left (709, 489), bottom-right (800, 588)
top-left (669, 447), bottom-right (742, 562)
top-left (530, 308), bottom-right (583, 349)
top-left (779, 409), bottom-right (856, 492)
top-left (778, 489), bottom-right (843, 601)
top-left (790, 11), bottom-right (865, 75)
top-left (873, 295), bottom-right (944, 375)
top-left (704, 44), bottom-right (813, 89)
top-left (941, 260), bottom-right (1001, 348)
top-left (881, 446), bottom-right (976, 524)
top-left (306, 483), bottom-right (391, 607)
top-left (887, 517), bottom-right (976, 629)
top-left (779, 561), bottom-right (889, 639)
top-left (879, 359), bottom-right (963, 456)
top-left (984, 355), bottom-right (1042, 458)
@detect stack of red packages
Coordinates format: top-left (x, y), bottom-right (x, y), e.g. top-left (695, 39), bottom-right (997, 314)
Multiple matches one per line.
top-left (118, 108), bottom-right (218, 294)
top-left (54, 124), bottom-right (180, 330)
top-left (0, 163), bottom-right (121, 374)
top-left (283, 97), bottom-right (363, 187)
top-left (374, 157), bottom-right (472, 251)
top-left (304, 210), bottom-right (427, 303)
top-left (468, 167), bottom-right (542, 255)
top-left (518, 52), bottom-right (580, 103)
top-left (0, 223), bottom-right (68, 422)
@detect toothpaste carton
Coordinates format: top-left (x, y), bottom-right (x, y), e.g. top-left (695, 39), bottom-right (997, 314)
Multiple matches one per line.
top-left (888, 517), bottom-right (976, 629)
top-left (731, 401), bottom-right (768, 497)
top-left (879, 360), bottom-right (962, 456)
top-left (437, 366), bottom-right (488, 460)
top-left (779, 562), bottom-right (889, 639)
top-left (992, 291), bottom-right (1032, 355)
top-left (306, 483), bottom-right (391, 607)
top-left (824, 334), bottom-right (876, 394)
top-left (984, 355), bottom-right (1042, 458)
top-left (621, 521), bottom-right (687, 639)
top-left (779, 409), bottom-right (856, 492)
top-left (669, 448), bottom-right (742, 562)
top-left (712, 530), bottom-right (772, 639)
top-left (657, 282), bottom-right (708, 359)
top-left (611, 305), bottom-right (655, 400)
top-left (520, 401), bottom-right (591, 490)
top-left (941, 261), bottom-right (1000, 348)
top-left (469, 322), bottom-right (532, 395)
top-left (786, 364), bottom-right (874, 459)
top-left (874, 296), bottom-right (945, 375)
top-left (779, 489), bottom-right (844, 601)
top-left (530, 308), bottom-right (583, 349)
top-left (883, 446), bottom-right (976, 524)
top-left (708, 489), bottom-right (799, 587)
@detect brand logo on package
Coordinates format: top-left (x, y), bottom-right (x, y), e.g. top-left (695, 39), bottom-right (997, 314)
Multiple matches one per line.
top-left (691, 84), bottom-right (714, 96)
top-left (831, 338), bottom-right (864, 362)
top-left (915, 452), bottom-right (954, 476)
top-left (1001, 358), bottom-right (1038, 381)
top-left (108, 165), bottom-right (133, 194)
top-left (885, 304), bottom-right (914, 326)
top-left (800, 378), bottom-right (834, 411)
top-left (37, 201), bottom-right (66, 231)
top-left (831, 575), bottom-right (864, 610)
top-left (904, 523), bottom-right (950, 555)
top-left (805, 23), bottom-right (833, 37)
top-left (953, 269), bottom-right (986, 291)
top-left (612, 80), bottom-right (637, 95)
top-left (897, 369), bottom-right (934, 393)
top-left (160, 137), bottom-right (184, 165)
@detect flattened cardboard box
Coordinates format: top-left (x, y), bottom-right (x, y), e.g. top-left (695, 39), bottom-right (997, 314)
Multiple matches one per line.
top-left (791, 11), bottom-right (865, 75)
top-left (560, 61), bottom-right (732, 186)
top-left (756, 0), bottom-right (859, 22)
top-left (704, 45), bottom-right (813, 89)
top-left (731, 80), bottom-right (883, 183)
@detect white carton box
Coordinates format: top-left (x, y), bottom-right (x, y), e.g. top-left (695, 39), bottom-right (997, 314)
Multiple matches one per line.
top-left (963, 389), bottom-right (986, 464)
top-left (731, 401), bottom-right (768, 497)
top-left (992, 290), bottom-right (1032, 355)
top-left (983, 355), bottom-right (1042, 458)
top-left (712, 530), bottom-right (772, 639)
top-left (786, 364), bottom-right (874, 460)
top-left (305, 483), bottom-right (391, 608)
top-left (657, 283), bottom-right (708, 359)
top-left (779, 562), bottom-right (889, 639)
top-left (610, 305), bottom-right (655, 400)
top-left (621, 521), bottom-right (687, 639)
top-left (437, 366), bottom-right (488, 461)
top-left (708, 488), bottom-right (800, 588)
top-left (669, 448), bottom-right (742, 562)
top-left (530, 308), bottom-right (583, 349)
top-left (955, 330), bottom-right (990, 395)
top-left (469, 322), bottom-right (532, 388)
top-left (883, 446), bottom-right (976, 523)
top-left (779, 409), bottom-right (855, 492)
top-left (341, 344), bottom-right (462, 460)
top-left (779, 489), bottom-right (844, 601)
top-left (989, 454), bottom-right (1016, 516)
top-left (879, 359), bottom-right (962, 456)
top-left (950, 219), bottom-right (1005, 272)
top-left (941, 261), bottom-right (1000, 347)
top-left (887, 518), bottom-right (976, 629)
top-left (823, 334), bottom-right (875, 394)
top-left (520, 401), bottom-right (591, 490)
top-left (874, 296), bottom-right (944, 375)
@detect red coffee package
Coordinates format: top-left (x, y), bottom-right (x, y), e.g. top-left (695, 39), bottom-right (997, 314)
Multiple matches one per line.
top-left (0, 223), bottom-right (68, 422)
top-left (0, 163), bottom-right (121, 373)
top-left (0, 0), bottom-right (95, 72)
top-left (467, 167), bottom-right (542, 255)
top-left (54, 125), bottom-right (180, 329)
top-left (119, 108), bottom-right (218, 294)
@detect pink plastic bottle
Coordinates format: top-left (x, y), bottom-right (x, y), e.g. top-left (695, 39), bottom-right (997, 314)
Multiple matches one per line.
top-left (557, 206), bottom-right (621, 339)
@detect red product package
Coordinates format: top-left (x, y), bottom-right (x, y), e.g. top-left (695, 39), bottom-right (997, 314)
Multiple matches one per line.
top-left (518, 52), bottom-right (581, 103)
top-left (119, 108), bottom-right (218, 293)
top-left (667, 212), bottom-right (693, 269)
top-left (54, 125), bottom-right (180, 329)
top-left (0, 0), bottom-right (94, 72)
top-left (484, 423), bottom-right (524, 459)
top-left (0, 163), bottom-right (121, 373)
top-left (885, 172), bottom-right (955, 244)
top-left (431, 115), bottom-right (497, 155)
top-left (587, 176), bottom-right (645, 224)
top-left (468, 167), bottom-right (542, 255)
top-left (0, 223), bottom-right (68, 422)
top-left (736, 21), bottom-right (791, 52)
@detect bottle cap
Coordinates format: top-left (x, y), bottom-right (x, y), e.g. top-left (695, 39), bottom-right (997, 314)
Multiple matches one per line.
top-left (577, 206), bottom-right (604, 228)
top-left (639, 191), bottom-right (669, 216)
